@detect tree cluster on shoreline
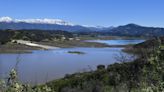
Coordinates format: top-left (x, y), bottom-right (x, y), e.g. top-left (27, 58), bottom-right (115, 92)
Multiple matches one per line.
top-left (0, 29), bottom-right (73, 45)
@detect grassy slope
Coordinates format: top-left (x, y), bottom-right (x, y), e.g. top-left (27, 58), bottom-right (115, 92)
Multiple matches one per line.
top-left (43, 37), bottom-right (164, 92)
top-left (0, 43), bottom-right (41, 53)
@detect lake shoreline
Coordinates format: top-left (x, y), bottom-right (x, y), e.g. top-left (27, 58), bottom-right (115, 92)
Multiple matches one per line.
top-left (0, 42), bottom-right (134, 54)
top-left (0, 37), bottom-right (145, 54)
top-left (0, 39), bottom-right (145, 84)
top-left (0, 40), bottom-right (110, 54)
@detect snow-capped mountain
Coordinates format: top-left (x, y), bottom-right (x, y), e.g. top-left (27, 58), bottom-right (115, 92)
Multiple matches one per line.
top-left (0, 17), bottom-right (112, 32)
top-left (0, 16), bottom-right (74, 26)
top-left (0, 17), bottom-right (91, 32)
top-left (0, 17), bottom-right (13, 22)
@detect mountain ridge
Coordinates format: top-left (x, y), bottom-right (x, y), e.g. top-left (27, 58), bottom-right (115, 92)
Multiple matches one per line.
top-left (0, 17), bottom-right (113, 32)
top-left (1, 17), bottom-right (164, 37)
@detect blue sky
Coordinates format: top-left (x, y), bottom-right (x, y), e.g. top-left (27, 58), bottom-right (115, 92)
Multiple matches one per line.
top-left (0, 0), bottom-right (164, 27)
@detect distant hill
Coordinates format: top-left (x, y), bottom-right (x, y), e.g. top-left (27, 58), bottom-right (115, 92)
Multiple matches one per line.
top-left (102, 24), bottom-right (164, 37)
top-left (0, 22), bottom-right (94, 32)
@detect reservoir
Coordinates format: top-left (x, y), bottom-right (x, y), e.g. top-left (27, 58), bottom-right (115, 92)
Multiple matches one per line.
top-left (0, 39), bottom-right (144, 84)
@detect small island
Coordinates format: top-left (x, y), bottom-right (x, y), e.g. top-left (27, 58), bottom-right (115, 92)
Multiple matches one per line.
top-left (67, 51), bottom-right (85, 55)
